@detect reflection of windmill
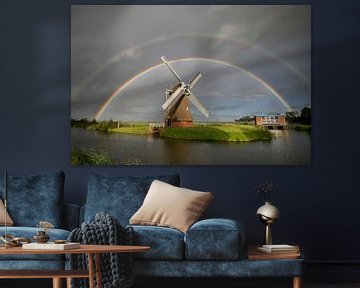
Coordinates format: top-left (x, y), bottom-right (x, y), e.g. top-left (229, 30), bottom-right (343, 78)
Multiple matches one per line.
top-left (161, 56), bottom-right (209, 128)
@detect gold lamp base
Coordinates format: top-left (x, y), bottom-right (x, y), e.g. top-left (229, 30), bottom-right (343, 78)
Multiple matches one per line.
top-left (257, 201), bottom-right (280, 245)
top-left (265, 223), bottom-right (273, 245)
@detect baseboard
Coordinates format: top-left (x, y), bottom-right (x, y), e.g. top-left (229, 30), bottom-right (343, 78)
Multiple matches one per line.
top-left (304, 261), bottom-right (360, 282)
top-left (136, 277), bottom-right (296, 288)
top-left (136, 262), bottom-right (360, 286)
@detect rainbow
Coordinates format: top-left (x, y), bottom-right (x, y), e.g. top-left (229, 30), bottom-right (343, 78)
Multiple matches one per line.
top-left (73, 34), bottom-right (309, 101)
top-left (95, 57), bottom-right (292, 121)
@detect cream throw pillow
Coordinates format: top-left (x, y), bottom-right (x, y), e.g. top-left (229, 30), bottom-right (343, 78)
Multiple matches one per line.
top-left (130, 180), bottom-right (213, 233)
top-left (0, 200), bottom-right (14, 226)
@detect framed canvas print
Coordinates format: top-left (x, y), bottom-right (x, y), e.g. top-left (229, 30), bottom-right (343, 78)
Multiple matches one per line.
top-left (71, 5), bottom-right (311, 165)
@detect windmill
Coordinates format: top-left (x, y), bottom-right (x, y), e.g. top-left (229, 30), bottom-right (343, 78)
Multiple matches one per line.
top-left (161, 56), bottom-right (209, 128)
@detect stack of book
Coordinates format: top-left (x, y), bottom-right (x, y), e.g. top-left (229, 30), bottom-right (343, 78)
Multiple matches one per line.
top-left (257, 244), bottom-right (299, 254)
top-left (248, 244), bottom-right (300, 259)
top-left (22, 242), bottom-right (80, 250)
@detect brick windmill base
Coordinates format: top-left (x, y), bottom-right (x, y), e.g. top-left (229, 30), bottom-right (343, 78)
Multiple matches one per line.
top-left (164, 96), bottom-right (193, 128)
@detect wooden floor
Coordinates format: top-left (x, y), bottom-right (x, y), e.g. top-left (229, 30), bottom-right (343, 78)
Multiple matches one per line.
top-left (305, 285), bottom-right (360, 288)
top-left (1, 279), bottom-right (360, 288)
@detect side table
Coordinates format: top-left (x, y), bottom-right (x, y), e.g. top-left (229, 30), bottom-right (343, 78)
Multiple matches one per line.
top-left (247, 245), bottom-right (303, 288)
top-left (0, 244), bottom-right (150, 288)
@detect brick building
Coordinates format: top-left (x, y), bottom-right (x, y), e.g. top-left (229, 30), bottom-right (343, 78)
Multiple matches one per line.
top-left (255, 114), bottom-right (287, 126)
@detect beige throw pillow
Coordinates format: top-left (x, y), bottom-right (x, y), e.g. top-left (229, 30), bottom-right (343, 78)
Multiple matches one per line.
top-left (130, 180), bottom-right (213, 233)
top-left (0, 200), bottom-right (14, 226)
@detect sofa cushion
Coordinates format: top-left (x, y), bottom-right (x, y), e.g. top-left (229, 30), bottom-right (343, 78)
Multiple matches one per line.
top-left (130, 180), bottom-right (213, 233)
top-left (185, 218), bottom-right (245, 260)
top-left (84, 173), bottom-right (180, 225)
top-left (133, 258), bottom-right (304, 277)
top-left (130, 225), bottom-right (184, 260)
top-left (0, 171), bottom-right (64, 227)
top-left (0, 199), bottom-right (14, 226)
top-left (0, 227), bottom-right (70, 261)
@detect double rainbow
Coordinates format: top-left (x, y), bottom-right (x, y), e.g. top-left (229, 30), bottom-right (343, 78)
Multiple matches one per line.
top-left (95, 57), bottom-right (291, 121)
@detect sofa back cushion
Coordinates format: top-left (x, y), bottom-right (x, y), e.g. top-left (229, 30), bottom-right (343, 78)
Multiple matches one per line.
top-left (0, 170), bottom-right (64, 227)
top-left (83, 173), bottom-right (180, 225)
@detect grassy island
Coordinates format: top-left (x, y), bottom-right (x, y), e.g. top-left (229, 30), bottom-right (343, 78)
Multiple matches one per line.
top-left (161, 124), bottom-right (272, 142)
top-left (110, 123), bottom-right (272, 142)
top-left (71, 119), bottom-right (272, 142)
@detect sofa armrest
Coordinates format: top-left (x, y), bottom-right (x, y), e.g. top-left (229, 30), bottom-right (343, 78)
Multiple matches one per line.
top-left (79, 205), bottom-right (85, 224)
top-left (63, 204), bottom-right (80, 231)
top-left (184, 218), bottom-right (245, 260)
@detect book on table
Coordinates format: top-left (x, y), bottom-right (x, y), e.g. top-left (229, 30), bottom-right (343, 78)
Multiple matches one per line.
top-left (22, 242), bottom-right (80, 250)
top-left (248, 245), bottom-right (300, 260)
top-left (256, 244), bottom-right (299, 254)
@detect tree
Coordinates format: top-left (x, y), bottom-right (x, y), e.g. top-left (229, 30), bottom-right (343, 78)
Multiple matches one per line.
top-left (300, 107), bottom-right (311, 124)
top-left (285, 111), bottom-right (299, 123)
top-left (235, 116), bottom-right (254, 123)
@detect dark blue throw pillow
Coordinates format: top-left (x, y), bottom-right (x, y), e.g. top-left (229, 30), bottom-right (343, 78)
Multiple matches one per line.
top-left (0, 170), bottom-right (64, 227)
top-left (84, 173), bottom-right (180, 225)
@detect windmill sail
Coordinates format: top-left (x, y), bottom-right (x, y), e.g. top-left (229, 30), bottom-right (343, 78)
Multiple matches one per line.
top-left (189, 72), bottom-right (202, 89)
top-left (188, 92), bottom-right (209, 118)
top-left (161, 56), bottom-right (182, 82)
top-left (162, 87), bottom-right (184, 112)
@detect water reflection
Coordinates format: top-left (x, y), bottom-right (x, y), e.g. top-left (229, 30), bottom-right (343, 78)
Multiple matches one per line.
top-left (71, 128), bottom-right (311, 165)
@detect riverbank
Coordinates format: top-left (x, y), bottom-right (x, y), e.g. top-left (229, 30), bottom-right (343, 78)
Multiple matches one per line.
top-left (109, 123), bottom-right (272, 142)
top-left (109, 125), bottom-right (149, 135)
top-left (82, 123), bottom-right (272, 142)
top-left (161, 125), bottom-right (272, 142)
top-left (292, 124), bottom-right (311, 132)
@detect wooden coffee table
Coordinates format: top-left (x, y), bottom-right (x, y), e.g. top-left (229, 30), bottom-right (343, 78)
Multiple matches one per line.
top-left (0, 244), bottom-right (150, 288)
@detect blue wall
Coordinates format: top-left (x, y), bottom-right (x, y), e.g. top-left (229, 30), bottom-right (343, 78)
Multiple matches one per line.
top-left (0, 0), bottom-right (359, 263)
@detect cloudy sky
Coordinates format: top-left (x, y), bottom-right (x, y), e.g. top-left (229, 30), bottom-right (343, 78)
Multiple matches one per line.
top-left (71, 5), bottom-right (311, 122)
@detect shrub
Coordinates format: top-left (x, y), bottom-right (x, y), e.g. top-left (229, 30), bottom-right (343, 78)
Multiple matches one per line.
top-left (71, 148), bottom-right (115, 165)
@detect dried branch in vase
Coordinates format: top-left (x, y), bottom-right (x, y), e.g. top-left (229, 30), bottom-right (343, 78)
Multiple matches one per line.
top-left (254, 181), bottom-right (279, 202)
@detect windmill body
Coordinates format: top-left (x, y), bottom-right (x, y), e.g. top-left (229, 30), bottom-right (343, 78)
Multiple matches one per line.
top-left (165, 95), bottom-right (193, 127)
top-left (161, 56), bottom-right (209, 128)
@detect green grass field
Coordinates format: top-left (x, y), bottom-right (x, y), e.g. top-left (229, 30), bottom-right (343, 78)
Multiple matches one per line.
top-left (108, 123), bottom-right (272, 142)
top-left (161, 124), bottom-right (272, 142)
top-left (72, 119), bottom-right (274, 142)
top-left (109, 125), bottom-right (149, 135)
top-left (79, 121), bottom-right (272, 142)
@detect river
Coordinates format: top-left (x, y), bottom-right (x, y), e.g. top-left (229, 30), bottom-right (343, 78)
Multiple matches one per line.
top-left (71, 128), bottom-right (311, 165)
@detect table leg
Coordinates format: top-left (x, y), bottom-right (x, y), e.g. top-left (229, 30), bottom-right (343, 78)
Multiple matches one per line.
top-left (293, 276), bottom-right (302, 288)
top-left (95, 253), bottom-right (102, 288)
top-left (52, 278), bottom-right (62, 288)
top-left (88, 253), bottom-right (95, 288)
top-left (66, 277), bottom-right (72, 288)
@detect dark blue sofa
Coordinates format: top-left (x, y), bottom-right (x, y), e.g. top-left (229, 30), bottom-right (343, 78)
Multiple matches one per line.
top-left (0, 171), bottom-right (303, 287)
top-left (0, 171), bottom-right (79, 270)
top-left (80, 173), bottom-right (304, 283)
